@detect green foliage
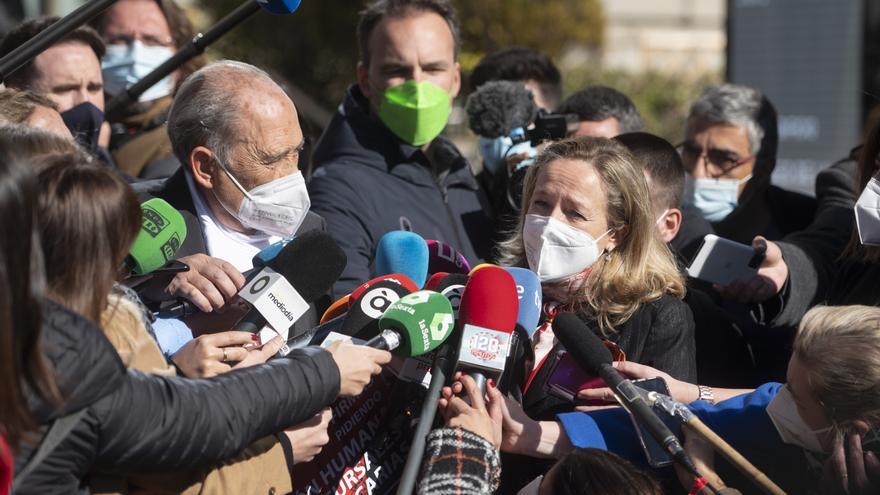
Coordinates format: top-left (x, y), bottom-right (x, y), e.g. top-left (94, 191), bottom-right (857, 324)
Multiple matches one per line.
top-left (563, 67), bottom-right (722, 142)
top-left (197, 0), bottom-right (604, 110)
top-left (455, 0), bottom-right (604, 72)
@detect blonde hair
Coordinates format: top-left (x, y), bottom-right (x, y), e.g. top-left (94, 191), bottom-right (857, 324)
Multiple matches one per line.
top-left (795, 305), bottom-right (880, 432)
top-left (496, 137), bottom-right (685, 335)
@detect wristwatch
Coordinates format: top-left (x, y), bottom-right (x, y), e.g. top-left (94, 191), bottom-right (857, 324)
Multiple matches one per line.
top-left (697, 385), bottom-right (715, 404)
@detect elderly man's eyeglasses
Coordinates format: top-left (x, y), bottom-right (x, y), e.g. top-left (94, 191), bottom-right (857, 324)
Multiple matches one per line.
top-left (678, 141), bottom-right (754, 178)
top-left (105, 33), bottom-right (174, 48)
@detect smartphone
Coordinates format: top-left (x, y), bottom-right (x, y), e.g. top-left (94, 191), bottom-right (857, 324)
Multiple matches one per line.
top-left (627, 377), bottom-right (682, 468)
top-left (545, 351), bottom-right (606, 402)
top-left (686, 234), bottom-right (762, 285)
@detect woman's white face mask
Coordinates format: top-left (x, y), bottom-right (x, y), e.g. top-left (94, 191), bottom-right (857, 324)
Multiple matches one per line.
top-left (855, 177), bottom-right (880, 245)
top-left (766, 385), bottom-right (834, 453)
top-left (523, 214), bottom-right (610, 283)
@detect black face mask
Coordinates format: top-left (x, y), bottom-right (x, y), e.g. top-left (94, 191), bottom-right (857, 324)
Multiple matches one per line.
top-left (60, 102), bottom-right (104, 152)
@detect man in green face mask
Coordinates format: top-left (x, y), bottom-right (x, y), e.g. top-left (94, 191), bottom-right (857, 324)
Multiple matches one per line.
top-left (309, 0), bottom-right (494, 296)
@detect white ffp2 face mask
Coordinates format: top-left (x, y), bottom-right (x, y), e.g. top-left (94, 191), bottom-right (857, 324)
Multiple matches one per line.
top-left (766, 385), bottom-right (833, 453)
top-left (855, 177), bottom-right (880, 246)
top-left (102, 41), bottom-right (174, 102)
top-left (217, 163), bottom-right (311, 238)
top-left (523, 214), bottom-right (610, 283)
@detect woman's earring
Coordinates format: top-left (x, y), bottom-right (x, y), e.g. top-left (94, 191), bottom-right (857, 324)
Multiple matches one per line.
top-left (605, 251), bottom-right (613, 261)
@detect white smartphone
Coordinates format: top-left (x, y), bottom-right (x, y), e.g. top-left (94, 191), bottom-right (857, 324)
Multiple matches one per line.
top-left (686, 234), bottom-right (762, 285)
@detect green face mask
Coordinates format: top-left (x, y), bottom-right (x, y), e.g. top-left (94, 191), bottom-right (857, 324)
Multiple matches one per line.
top-left (377, 80), bottom-right (451, 146)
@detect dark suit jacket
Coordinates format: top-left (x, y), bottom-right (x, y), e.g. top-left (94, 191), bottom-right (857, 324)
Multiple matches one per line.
top-left (132, 169), bottom-right (330, 336)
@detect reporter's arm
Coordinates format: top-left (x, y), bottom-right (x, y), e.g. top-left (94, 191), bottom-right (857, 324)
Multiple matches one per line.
top-left (90, 347), bottom-right (341, 471)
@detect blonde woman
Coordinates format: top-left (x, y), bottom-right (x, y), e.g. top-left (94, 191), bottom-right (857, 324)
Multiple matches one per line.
top-left (496, 136), bottom-right (695, 420)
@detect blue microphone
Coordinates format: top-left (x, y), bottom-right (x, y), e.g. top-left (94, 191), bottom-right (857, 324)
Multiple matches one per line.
top-left (257, 0), bottom-right (302, 14)
top-left (253, 237), bottom-right (293, 269)
top-left (505, 267), bottom-right (543, 337)
top-left (375, 230), bottom-right (429, 289)
top-left (498, 267), bottom-right (543, 396)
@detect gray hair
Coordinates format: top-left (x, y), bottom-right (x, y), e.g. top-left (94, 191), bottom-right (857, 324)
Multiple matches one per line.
top-left (687, 83), bottom-right (765, 156)
top-left (167, 60), bottom-right (279, 167)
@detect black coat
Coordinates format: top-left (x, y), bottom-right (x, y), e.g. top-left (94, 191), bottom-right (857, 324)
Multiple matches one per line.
top-left (499, 295), bottom-right (696, 493)
top-left (15, 299), bottom-right (340, 494)
top-left (308, 85), bottom-right (495, 295)
top-left (132, 169), bottom-right (330, 328)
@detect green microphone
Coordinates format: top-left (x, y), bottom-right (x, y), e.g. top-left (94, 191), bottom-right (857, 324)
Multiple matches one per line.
top-left (125, 198), bottom-right (188, 275)
top-left (368, 290), bottom-right (455, 356)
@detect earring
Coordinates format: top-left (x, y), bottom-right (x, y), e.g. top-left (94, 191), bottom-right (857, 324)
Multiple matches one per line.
top-left (605, 251), bottom-right (613, 261)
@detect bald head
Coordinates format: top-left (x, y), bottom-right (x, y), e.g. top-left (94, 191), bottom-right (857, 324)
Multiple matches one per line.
top-left (167, 60), bottom-right (299, 166)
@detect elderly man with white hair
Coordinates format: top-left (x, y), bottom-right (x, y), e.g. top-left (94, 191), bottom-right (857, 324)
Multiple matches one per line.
top-left (135, 60), bottom-right (327, 369)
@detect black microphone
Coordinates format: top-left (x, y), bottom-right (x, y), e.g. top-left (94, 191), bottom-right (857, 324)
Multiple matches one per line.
top-left (552, 312), bottom-right (702, 478)
top-left (465, 80), bottom-right (538, 139)
top-left (234, 230), bottom-right (346, 338)
top-left (0, 0), bottom-right (119, 82)
top-left (106, 0), bottom-right (303, 118)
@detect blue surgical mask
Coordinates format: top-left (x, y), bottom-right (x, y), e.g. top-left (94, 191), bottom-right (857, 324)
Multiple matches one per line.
top-left (102, 41), bottom-right (174, 102)
top-left (684, 174), bottom-right (751, 222)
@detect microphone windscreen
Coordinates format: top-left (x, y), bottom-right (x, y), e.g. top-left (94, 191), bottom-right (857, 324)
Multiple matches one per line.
top-left (465, 81), bottom-right (538, 138)
top-left (320, 294), bottom-right (350, 324)
top-left (350, 273), bottom-right (418, 302)
top-left (252, 237), bottom-right (292, 269)
top-left (458, 266), bottom-right (518, 334)
top-left (375, 230), bottom-right (429, 288)
top-left (505, 267), bottom-right (543, 338)
top-left (426, 240), bottom-right (471, 275)
top-left (343, 277), bottom-right (415, 339)
top-left (268, 230), bottom-right (346, 303)
top-left (256, 0), bottom-right (302, 14)
top-left (128, 198), bottom-right (187, 275)
top-left (379, 290), bottom-right (454, 356)
top-left (424, 272), bottom-right (450, 291)
top-left (434, 273), bottom-right (468, 317)
top-left (552, 312), bottom-right (612, 376)
top-left (468, 263), bottom-right (494, 276)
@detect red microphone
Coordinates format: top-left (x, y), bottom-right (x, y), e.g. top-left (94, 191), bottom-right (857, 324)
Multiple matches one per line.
top-left (424, 272), bottom-right (450, 291)
top-left (456, 265), bottom-right (519, 392)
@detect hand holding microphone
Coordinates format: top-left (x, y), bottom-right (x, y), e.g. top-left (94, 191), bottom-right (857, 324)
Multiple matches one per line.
top-left (326, 340), bottom-right (392, 397)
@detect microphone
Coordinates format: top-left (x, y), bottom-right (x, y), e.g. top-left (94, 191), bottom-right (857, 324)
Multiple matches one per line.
top-left (505, 267), bottom-right (542, 338)
top-left (432, 273), bottom-right (468, 318)
top-left (365, 290), bottom-right (455, 356)
top-left (0, 0), bottom-right (120, 82)
top-left (341, 274), bottom-right (417, 340)
top-left (424, 272), bottom-right (449, 291)
top-left (466, 80), bottom-right (538, 139)
top-left (235, 230), bottom-right (346, 341)
top-left (455, 266), bottom-right (519, 392)
top-left (256, 0), bottom-right (302, 14)
top-left (426, 240), bottom-right (471, 275)
top-left (252, 237), bottom-right (292, 269)
top-left (552, 312), bottom-right (700, 477)
top-left (320, 294), bottom-right (350, 324)
top-left (107, 0), bottom-right (303, 117)
top-left (124, 198), bottom-right (187, 275)
top-left (375, 230), bottom-right (429, 288)
top-left (498, 267), bottom-right (542, 394)
top-left (154, 234), bottom-right (292, 318)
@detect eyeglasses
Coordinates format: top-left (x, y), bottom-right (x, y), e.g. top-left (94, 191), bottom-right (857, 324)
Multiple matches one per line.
top-left (677, 141), bottom-right (754, 178)
top-left (104, 33), bottom-right (174, 48)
